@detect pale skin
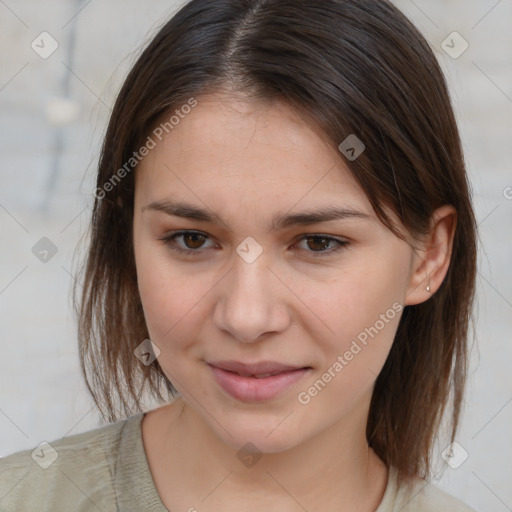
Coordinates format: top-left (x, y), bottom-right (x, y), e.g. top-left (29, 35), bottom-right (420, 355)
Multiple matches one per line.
top-left (132, 92), bottom-right (457, 512)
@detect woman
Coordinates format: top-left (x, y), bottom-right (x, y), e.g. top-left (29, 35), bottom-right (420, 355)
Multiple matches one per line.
top-left (0, 0), bottom-right (477, 510)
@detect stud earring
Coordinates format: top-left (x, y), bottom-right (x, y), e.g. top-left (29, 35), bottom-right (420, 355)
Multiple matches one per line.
top-left (426, 283), bottom-right (431, 293)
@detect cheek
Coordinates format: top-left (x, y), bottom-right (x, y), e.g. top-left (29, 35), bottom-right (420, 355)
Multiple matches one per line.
top-left (306, 265), bottom-right (402, 343)
top-left (296, 289), bottom-right (403, 420)
top-left (300, 254), bottom-right (406, 384)
top-left (134, 238), bottom-right (202, 345)
top-left (135, 254), bottom-right (233, 376)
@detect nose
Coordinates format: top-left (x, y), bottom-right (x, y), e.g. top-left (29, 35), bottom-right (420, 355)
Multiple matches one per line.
top-left (213, 250), bottom-right (291, 343)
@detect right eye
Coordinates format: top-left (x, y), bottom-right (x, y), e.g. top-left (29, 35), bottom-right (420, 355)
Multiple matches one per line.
top-left (158, 230), bottom-right (216, 255)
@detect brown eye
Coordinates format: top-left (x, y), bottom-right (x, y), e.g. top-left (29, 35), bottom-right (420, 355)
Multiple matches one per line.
top-left (295, 234), bottom-right (349, 257)
top-left (305, 236), bottom-right (333, 252)
top-left (182, 232), bottom-right (206, 249)
top-left (159, 231), bottom-right (214, 255)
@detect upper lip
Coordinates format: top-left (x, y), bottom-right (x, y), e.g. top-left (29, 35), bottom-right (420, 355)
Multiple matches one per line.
top-left (208, 360), bottom-right (309, 376)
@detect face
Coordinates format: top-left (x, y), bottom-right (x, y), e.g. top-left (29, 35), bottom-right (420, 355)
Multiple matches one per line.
top-left (133, 92), bottom-right (418, 453)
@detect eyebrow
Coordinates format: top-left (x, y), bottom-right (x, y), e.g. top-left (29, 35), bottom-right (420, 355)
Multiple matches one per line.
top-left (142, 200), bottom-right (372, 231)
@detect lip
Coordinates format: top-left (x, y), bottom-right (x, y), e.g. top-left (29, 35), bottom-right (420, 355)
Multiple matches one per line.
top-left (208, 360), bottom-right (311, 402)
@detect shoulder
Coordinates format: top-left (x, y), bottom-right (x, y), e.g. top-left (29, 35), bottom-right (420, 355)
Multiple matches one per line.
top-left (379, 466), bottom-right (477, 512)
top-left (0, 413), bottom-right (143, 512)
top-left (401, 480), bottom-right (477, 511)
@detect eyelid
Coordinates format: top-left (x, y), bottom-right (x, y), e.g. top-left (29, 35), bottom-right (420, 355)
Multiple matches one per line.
top-left (158, 230), bottom-right (350, 257)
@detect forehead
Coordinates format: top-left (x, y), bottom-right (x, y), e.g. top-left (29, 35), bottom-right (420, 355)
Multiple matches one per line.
top-left (135, 93), bottom-right (372, 214)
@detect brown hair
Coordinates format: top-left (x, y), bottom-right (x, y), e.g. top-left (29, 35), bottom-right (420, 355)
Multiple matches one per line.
top-left (74, 0), bottom-right (477, 489)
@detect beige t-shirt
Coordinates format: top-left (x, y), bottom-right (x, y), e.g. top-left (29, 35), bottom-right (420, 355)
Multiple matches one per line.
top-left (0, 413), bottom-right (476, 511)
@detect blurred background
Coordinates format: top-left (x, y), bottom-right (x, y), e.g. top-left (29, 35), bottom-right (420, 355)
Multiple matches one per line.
top-left (0, 1), bottom-right (511, 510)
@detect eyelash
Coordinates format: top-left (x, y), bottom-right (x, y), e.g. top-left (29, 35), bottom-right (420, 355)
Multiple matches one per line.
top-left (158, 230), bottom-right (349, 258)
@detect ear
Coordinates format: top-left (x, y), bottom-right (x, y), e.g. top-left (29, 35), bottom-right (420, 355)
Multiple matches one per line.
top-left (405, 205), bottom-right (457, 306)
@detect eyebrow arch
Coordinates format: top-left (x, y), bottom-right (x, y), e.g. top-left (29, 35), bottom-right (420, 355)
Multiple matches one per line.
top-left (142, 200), bottom-right (372, 231)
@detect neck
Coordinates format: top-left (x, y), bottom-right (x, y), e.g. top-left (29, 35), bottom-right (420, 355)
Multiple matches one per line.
top-left (143, 396), bottom-right (388, 512)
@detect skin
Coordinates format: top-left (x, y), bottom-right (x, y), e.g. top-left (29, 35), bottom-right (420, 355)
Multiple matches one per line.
top-left (132, 92), bottom-right (456, 512)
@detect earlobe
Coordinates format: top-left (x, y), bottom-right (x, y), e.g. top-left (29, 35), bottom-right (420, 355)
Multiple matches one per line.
top-left (405, 205), bottom-right (457, 306)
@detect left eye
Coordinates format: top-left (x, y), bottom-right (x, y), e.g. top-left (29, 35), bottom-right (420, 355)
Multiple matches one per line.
top-left (159, 231), bottom-right (348, 257)
top-left (295, 235), bottom-right (348, 255)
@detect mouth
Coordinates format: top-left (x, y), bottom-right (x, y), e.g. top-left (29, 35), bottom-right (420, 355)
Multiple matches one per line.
top-left (207, 360), bottom-right (312, 402)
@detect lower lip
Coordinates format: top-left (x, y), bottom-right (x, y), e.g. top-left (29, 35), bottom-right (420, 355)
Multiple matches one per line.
top-left (209, 365), bottom-right (310, 402)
